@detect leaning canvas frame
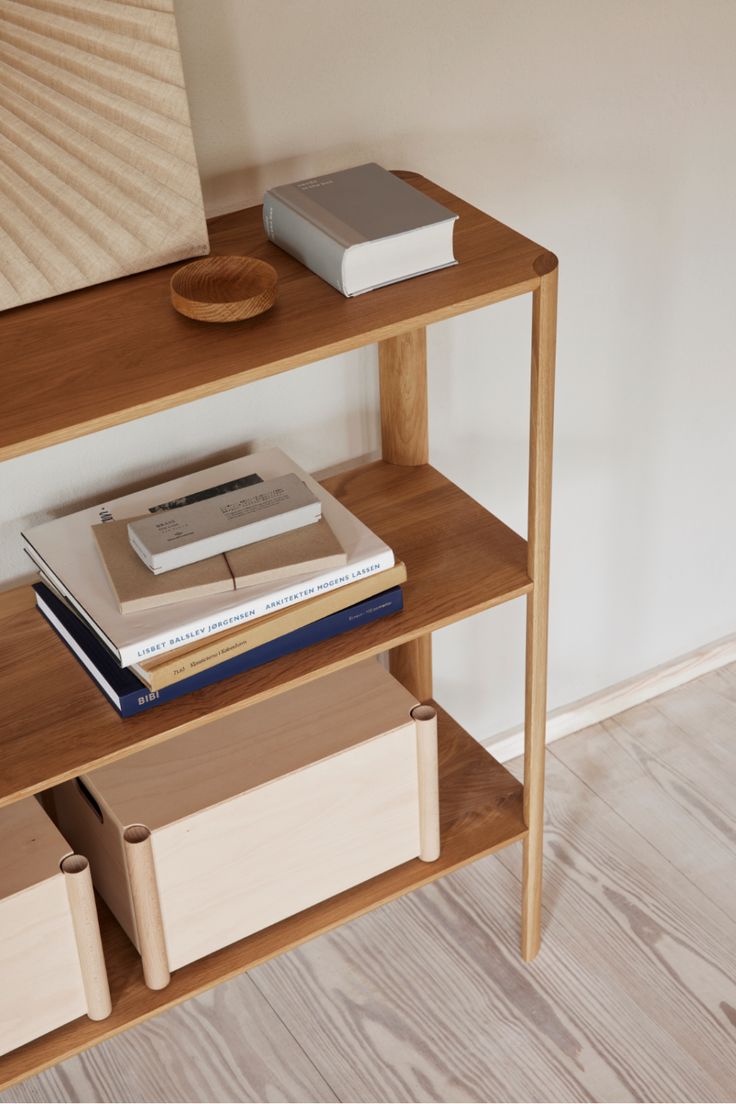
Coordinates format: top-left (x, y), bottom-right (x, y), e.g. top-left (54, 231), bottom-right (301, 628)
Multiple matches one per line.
top-left (0, 0), bottom-right (209, 311)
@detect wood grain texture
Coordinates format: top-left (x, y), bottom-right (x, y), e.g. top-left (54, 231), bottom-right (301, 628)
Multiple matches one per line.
top-left (170, 256), bottom-right (277, 323)
top-left (0, 461), bottom-right (530, 810)
top-left (554, 709), bottom-right (736, 918)
top-left (389, 631), bottom-right (433, 701)
top-left (1, 972), bottom-right (337, 1104)
top-left (251, 680), bottom-right (736, 1103)
top-left (413, 705), bottom-right (440, 862)
top-left (379, 326), bottom-right (434, 704)
top-left (122, 827), bottom-right (169, 991)
top-left (252, 854), bottom-right (731, 1104)
top-left (378, 328), bottom-right (428, 465)
top-left (0, 807), bottom-right (93, 1059)
top-left (152, 722), bottom-right (420, 972)
top-left (0, 876), bottom-right (88, 1060)
top-left (0, 172), bottom-right (554, 460)
top-left (0, 794), bottom-right (70, 899)
top-left (252, 683), bottom-right (736, 1104)
top-left (58, 664), bottom-right (424, 980)
top-left (0, 0), bottom-right (208, 312)
top-left (521, 265), bottom-right (557, 959)
top-left (7, 666), bottom-right (734, 1104)
top-left (61, 857), bottom-right (112, 1022)
top-left (0, 704), bottom-right (525, 1091)
top-left (498, 751), bottom-right (736, 1100)
top-left (69, 660), bottom-right (418, 831)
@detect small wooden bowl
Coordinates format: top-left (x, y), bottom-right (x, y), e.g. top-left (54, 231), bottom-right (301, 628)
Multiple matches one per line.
top-left (170, 256), bottom-right (278, 323)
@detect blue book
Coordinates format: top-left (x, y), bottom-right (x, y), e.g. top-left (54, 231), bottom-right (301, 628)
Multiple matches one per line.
top-left (34, 582), bottom-right (403, 718)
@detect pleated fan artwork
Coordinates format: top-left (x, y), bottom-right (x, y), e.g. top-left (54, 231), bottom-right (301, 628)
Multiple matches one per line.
top-left (0, 0), bottom-right (209, 311)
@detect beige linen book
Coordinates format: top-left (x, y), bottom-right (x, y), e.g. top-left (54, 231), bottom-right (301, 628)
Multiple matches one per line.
top-left (93, 519), bottom-right (234, 614)
top-left (132, 561), bottom-right (407, 691)
top-left (95, 517), bottom-right (347, 614)
top-left (225, 518), bottom-right (346, 586)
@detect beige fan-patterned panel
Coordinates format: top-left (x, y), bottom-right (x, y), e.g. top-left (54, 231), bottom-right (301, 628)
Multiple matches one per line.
top-left (0, 0), bottom-right (209, 310)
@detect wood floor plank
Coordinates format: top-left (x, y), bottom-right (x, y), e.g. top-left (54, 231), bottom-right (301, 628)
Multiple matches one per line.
top-left (250, 849), bottom-right (728, 1103)
top-left (698, 660), bottom-right (736, 700)
top-left (498, 751), bottom-right (736, 1099)
top-left (553, 714), bottom-right (736, 916)
top-left (0, 975), bottom-right (336, 1104)
top-left (607, 696), bottom-right (736, 816)
top-left (645, 668), bottom-right (736, 768)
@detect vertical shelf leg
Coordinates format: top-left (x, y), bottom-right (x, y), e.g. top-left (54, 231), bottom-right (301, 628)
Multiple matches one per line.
top-left (379, 329), bottom-right (432, 699)
top-left (521, 264), bottom-right (558, 961)
top-left (390, 636), bottom-right (433, 701)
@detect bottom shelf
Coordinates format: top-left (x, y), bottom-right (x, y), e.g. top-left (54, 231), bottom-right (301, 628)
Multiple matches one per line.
top-left (0, 703), bottom-right (526, 1091)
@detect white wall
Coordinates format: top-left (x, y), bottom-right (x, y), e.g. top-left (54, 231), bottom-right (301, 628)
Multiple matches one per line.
top-left (3, 0), bottom-right (735, 742)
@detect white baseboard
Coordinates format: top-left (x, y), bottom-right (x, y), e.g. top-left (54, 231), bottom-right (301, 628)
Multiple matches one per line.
top-left (485, 631), bottom-right (736, 763)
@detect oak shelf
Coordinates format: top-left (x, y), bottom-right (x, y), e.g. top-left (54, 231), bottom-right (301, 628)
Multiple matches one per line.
top-left (0, 460), bottom-right (530, 811)
top-left (0, 704), bottom-right (526, 1092)
top-left (0, 172), bottom-right (557, 1090)
top-left (0, 172), bottom-right (554, 462)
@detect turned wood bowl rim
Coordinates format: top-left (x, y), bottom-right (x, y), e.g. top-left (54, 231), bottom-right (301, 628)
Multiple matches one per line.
top-left (170, 255), bottom-right (278, 305)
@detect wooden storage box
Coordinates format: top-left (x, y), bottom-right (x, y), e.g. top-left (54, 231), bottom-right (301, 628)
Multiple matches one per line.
top-left (53, 659), bottom-right (440, 989)
top-left (0, 797), bottom-right (110, 1057)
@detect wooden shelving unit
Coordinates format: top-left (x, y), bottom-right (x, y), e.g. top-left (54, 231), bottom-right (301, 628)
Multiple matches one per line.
top-left (0, 172), bottom-right (557, 1090)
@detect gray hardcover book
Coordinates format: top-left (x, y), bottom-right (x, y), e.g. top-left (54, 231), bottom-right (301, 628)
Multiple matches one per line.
top-left (263, 163), bottom-right (458, 296)
top-left (128, 473), bottom-right (322, 575)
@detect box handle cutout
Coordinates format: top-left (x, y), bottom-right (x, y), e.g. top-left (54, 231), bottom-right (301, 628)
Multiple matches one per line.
top-left (76, 778), bottom-right (103, 822)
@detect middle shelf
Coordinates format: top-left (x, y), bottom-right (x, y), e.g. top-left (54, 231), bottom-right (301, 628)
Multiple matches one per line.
top-left (0, 460), bottom-right (531, 809)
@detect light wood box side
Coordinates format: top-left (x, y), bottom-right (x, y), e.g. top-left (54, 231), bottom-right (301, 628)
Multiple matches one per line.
top-left (53, 781), bottom-right (138, 947)
top-left (0, 797), bottom-right (72, 900)
top-left (0, 876), bottom-right (86, 1056)
top-left (83, 659), bottom-right (419, 831)
top-left (153, 722), bottom-right (421, 971)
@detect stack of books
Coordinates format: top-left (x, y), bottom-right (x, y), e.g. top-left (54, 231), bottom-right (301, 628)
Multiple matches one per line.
top-left (23, 447), bottom-right (405, 716)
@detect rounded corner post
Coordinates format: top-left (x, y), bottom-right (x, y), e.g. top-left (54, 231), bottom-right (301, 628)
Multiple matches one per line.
top-left (412, 703), bottom-right (440, 862)
top-left (123, 825), bottom-right (170, 991)
top-left (61, 853), bottom-right (112, 1021)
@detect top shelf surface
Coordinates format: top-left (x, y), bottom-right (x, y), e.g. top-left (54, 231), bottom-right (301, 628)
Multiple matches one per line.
top-left (0, 172), bottom-right (555, 462)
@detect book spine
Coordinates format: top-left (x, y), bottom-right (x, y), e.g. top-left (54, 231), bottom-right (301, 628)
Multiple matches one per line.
top-left (136, 560), bottom-right (407, 691)
top-left (25, 545), bottom-right (123, 662)
top-left (121, 549), bottom-right (395, 667)
top-left (127, 526), bottom-right (155, 571)
top-left (27, 542), bottom-right (395, 667)
top-left (37, 585), bottom-right (404, 718)
top-left (128, 586), bottom-right (404, 715)
top-left (263, 193), bottom-right (347, 294)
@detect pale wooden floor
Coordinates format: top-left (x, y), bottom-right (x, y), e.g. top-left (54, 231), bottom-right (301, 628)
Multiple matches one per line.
top-left (4, 663), bottom-right (736, 1104)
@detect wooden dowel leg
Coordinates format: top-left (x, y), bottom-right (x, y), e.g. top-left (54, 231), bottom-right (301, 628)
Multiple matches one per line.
top-left (412, 704), bottom-right (440, 862)
top-left (380, 325), bottom-right (433, 700)
top-left (389, 635), bottom-right (433, 701)
top-left (123, 825), bottom-right (170, 990)
top-left (521, 264), bottom-right (558, 962)
top-left (61, 854), bottom-right (112, 1021)
top-left (378, 328), bottom-right (428, 466)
